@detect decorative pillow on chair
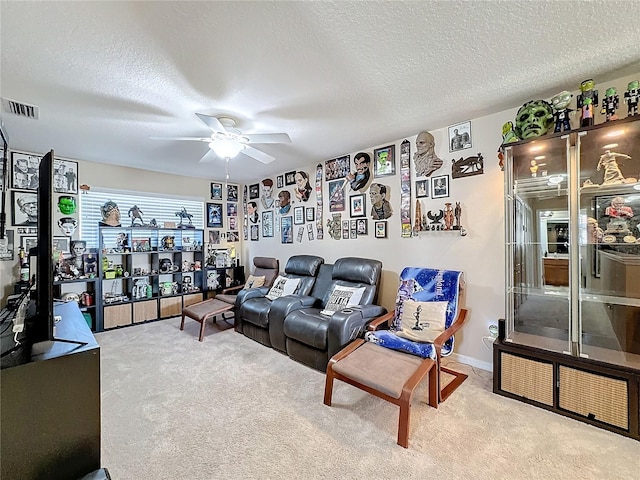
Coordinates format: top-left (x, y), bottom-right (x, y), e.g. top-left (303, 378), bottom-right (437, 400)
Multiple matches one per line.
top-left (395, 300), bottom-right (448, 343)
top-left (266, 276), bottom-right (301, 301)
top-left (321, 285), bottom-right (366, 316)
top-left (243, 275), bottom-right (266, 289)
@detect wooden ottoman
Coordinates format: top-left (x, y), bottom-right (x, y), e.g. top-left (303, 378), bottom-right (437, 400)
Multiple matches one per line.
top-left (180, 298), bottom-right (235, 341)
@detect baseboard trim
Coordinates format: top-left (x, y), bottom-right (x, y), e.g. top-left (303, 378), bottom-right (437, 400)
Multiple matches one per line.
top-left (449, 352), bottom-right (493, 372)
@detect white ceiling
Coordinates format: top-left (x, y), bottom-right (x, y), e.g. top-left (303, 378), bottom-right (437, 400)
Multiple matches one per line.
top-left (2, 1), bottom-right (639, 183)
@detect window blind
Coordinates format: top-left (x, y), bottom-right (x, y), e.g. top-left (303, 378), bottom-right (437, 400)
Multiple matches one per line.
top-left (80, 189), bottom-right (204, 248)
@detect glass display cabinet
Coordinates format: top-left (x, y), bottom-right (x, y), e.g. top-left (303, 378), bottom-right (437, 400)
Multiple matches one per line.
top-left (494, 116), bottom-right (640, 441)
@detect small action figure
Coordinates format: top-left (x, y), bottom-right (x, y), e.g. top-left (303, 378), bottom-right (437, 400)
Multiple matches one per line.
top-left (624, 80), bottom-right (639, 116)
top-left (443, 203), bottom-right (454, 230)
top-left (550, 90), bottom-right (573, 132)
top-left (601, 87), bottom-right (620, 121)
top-left (576, 79), bottom-right (599, 127)
top-left (586, 217), bottom-right (604, 243)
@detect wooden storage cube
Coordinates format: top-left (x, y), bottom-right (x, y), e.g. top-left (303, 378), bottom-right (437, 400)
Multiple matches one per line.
top-left (103, 304), bottom-right (132, 329)
top-left (160, 296), bottom-right (182, 318)
top-left (183, 293), bottom-right (203, 308)
top-left (559, 366), bottom-right (629, 430)
top-left (133, 299), bottom-right (157, 323)
top-left (500, 352), bottom-right (554, 406)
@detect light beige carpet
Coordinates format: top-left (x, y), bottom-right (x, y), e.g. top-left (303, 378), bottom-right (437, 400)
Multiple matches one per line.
top-left (96, 318), bottom-right (640, 480)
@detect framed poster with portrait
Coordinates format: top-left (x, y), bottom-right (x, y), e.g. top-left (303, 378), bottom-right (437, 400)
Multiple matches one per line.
top-left (206, 202), bottom-right (223, 228)
top-left (262, 210), bottom-right (274, 237)
top-left (210, 182), bottom-right (223, 200)
top-left (281, 216), bottom-right (293, 244)
top-left (328, 180), bottom-right (346, 212)
top-left (226, 184), bottom-right (239, 202)
top-left (416, 179), bottom-right (429, 198)
top-left (277, 175), bottom-right (284, 189)
top-left (349, 193), bottom-right (366, 218)
top-left (356, 218), bottom-right (368, 235)
top-left (53, 236), bottom-right (70, 255)
top-left (249, 183), bottom-right (260, 199)
top-left (431, 175), bottom-right (450, 199)
top-left (20, 235), bottom-right (38, 252)
top-left (305, 207), bottom-right (315, 222)
top-left (0, 230), bottom-right (14, 261)
top-left (293, 206), bottom-right (305, 225)
top-left (325, 155), bottom-right (350, 181)
top-left (11, 152), bottom-right (41, 191)
top-left (285, 171), bottom-right (296, 186)
top-left (208, 230), bottom-right (221, 244)
top-left (53, 158), bottom-right (78, 194)
top-left (448, 121), bottom-right (472, 152)
top-left (374, 221), bottom-right (388, 239)
top-left (12, 191), bottom-right (38, 226)
top-left (373, 145), bottom-right (395, 178)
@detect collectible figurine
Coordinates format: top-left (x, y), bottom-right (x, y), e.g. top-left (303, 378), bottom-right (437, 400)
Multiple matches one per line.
top-left (576, 79), bottom-right (599, 127)
top-left (128, 205), bottom-right (145, 226)
top-left (454, 202), bottom-right (462, 230)
top-left (514, 100), bottom-right (554, 139)
top-left (175, 207), bottom-right (194, 228)
top-left (624, 80), bottom-right (639, 116)
top-left (99, 200), bottom-right (121, 227)
top-left (601, 87), bottom-right (620, 121)
top-left (605, 196), bottom-right (634, 218)
top-left (550, 90), bottom-right (573, 132)
top-left (597, 150), bottom-right (635, 184)
top-left (443, 203), bottom-right (454, 230)
top-left (501, 121), bottom-right (519, 144)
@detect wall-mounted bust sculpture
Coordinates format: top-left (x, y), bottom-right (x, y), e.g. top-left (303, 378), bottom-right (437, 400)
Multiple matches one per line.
top-left (414, 131), bottom-right (443, 177)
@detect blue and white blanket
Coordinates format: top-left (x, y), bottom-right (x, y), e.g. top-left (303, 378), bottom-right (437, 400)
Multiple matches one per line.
top-left (365, 267), bottom-right (464, 359)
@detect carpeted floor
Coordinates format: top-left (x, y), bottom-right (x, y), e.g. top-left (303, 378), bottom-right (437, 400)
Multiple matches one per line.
top-left (96, 318), bottom-right (640, 480)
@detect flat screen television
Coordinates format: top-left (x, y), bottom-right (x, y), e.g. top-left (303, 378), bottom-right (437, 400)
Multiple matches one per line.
top-left (26, 150), bottom-right (55, 343)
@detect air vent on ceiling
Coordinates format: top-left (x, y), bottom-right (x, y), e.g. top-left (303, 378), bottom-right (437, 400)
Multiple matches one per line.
top-left (2, 98), bottom-right (39, 119)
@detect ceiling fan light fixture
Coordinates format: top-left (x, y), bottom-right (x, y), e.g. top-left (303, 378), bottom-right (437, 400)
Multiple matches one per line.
top-left (209, 139), bottom-right (244, 159)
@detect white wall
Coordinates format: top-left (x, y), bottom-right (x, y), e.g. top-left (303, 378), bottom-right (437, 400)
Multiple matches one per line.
top-left (243, 72), bottom-right (640, 371)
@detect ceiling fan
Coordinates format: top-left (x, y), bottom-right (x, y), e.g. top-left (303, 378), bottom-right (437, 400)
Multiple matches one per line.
top-left (151, 113), bottom-right (291, 164)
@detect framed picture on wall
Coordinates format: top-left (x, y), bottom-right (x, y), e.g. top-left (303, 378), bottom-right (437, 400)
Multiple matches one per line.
top-left (281, 216), bottom-right (293, 244)
top-left (277, 175), bottom-right (284, 189)
top-left (226, 184), bottom-right (239, 202)
top-left (20, 236), bottom-right (38, 252)
top-left (431, 175), bottom-right (450, 199)
top-left (305, 207), bottom-right (315, 222)
top-left (285, 171), bottom-right (296, 186)
top-left (374, 221), bottom-right (387, 239)
top-left (0, 230), bottom-right (14, 261)
top-left (210, 182), bottom-right (223, 200)
top-left (249, 183), bottom-right (260, 199)
top-left (250, 224), bottom-right (259, 241)
top-left (53, 236), bottom-right (70, 255)
top-left (416, 179), bottom-right (429, 198)
top-left (53, 158), bottom-right (78, 194)
top-left (448, 120), bottom-right (472, 152)
top-left (262, 210), bottom-right (274, 237)
top-left (356, 218), bottom-right (368, 235)
top-left (328, 180), bottom-right (345, 212)
top-left (293, 206), bottom-right (305, 225)
top-left (11, 152), bottom-right (40, 191)
top-left (349, 193), bottom-right (366, 218)
top-left (373, 145), bottom-right (395, 178)
top-left (11, 191), bottom-right (38, 226)
top-left (206, 203), bottom-right (223, 228)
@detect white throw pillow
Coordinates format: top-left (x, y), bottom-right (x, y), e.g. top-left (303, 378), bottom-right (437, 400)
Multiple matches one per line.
top-left (265, 275), bottom-right (301, 301)
top-left (395, 300), bottom-right (448, 343)
top-left (321, 285), bottom-right (366, 316)
top-left (243, 275), bottom-right (265, 290)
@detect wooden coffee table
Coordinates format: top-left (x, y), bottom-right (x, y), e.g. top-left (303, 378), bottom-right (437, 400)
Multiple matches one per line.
top-left (180, 298), bottom-right (235, 341)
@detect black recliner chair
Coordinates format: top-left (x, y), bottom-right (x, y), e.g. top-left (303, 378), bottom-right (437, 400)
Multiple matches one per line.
top-left (269, 257), bottom-right (385, 371)
top-left (237, 255), bottom-right (324, 347)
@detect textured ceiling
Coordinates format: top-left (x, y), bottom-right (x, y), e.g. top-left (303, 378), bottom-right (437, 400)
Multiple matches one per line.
top-left (1, 1), bottom-right (639, 183)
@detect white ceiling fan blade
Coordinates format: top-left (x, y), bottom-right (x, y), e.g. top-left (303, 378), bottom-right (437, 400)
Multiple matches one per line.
top-left (195, 113), bottom-right (226, 132)
top-left (198, 149), bottom-right (218, 163)
top-left (244, 133), bottom-right (291, 144)
top-left (150, 136), bottom-right (210, 142)
top-left (242, 146), bottom-right (275, 164)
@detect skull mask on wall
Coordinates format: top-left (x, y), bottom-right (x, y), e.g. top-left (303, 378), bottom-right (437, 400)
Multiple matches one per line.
top-left (514, 100), bottom-right (554, 139)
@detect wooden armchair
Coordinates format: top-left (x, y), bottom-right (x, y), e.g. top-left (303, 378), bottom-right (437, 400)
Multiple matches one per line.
top-left (323, 267), bottom-right (468, 448)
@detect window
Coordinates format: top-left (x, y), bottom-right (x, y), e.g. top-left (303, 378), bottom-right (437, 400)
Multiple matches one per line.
top-left (79, 189), bottom-right (204, 247)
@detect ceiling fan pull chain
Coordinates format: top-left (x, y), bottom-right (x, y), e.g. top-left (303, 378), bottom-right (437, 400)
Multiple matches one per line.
top-left (225, 157), bottom-right (230, 181)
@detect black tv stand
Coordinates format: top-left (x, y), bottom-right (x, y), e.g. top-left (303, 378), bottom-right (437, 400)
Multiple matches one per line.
top-left (0, 302), bottom-right (101, 480)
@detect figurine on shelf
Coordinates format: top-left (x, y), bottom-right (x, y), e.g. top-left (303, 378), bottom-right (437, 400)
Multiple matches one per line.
top-left (175, 207), bottom-right (195, 228)
top-left (443, 203), bottom-right (454, 230)
top-left (116, 232), bottom-right (129, 252)
top-left (454, 202), bottom-right (462, 230)
top-left (597, 150), bottom-right (635, 184)
top-left (604, 196), bottom-right (634, 218)
top-left (550, 90), bottom-right (573, 133)
top-left (128, 205), bottom-right (145, 227)
top-left (426, 210), bottom-right (444, 230)
top-left (587, 217), bottom-right (604, 243)
top-left (601, 87), bottom-right (620, 121)
top-left (624, 80), bottom-right (639, 116)
top-left (576, 79), bottom-right (599, 127)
